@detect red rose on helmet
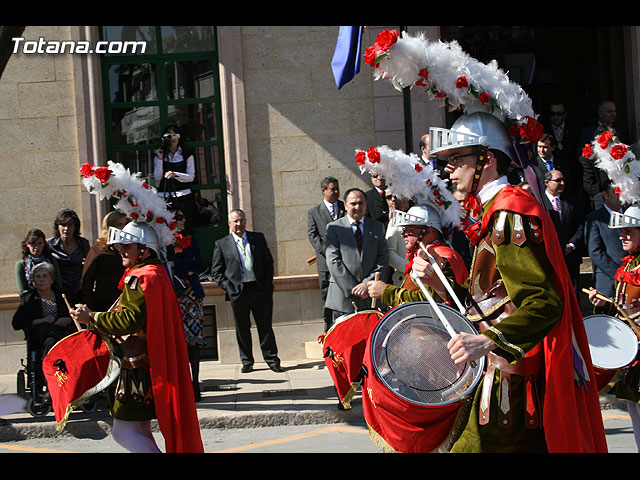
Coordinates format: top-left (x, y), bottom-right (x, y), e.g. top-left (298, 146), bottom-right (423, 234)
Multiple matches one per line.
top-left (363, 45), bottom-right (378, 67)
top-left (80, 162), bottom-right (94, 178)
top-left (375, 30), bottom-right (399, 53)
top-left (94, 167), bottom-right (111, 184)
top-left (455, 76), bottom-right (469, 89)
top-left (610, 144), bottom-right (627, 160)
top-left (582, 144), bottom-right (593, 158)
top-left (355, 151), bottom-right (366, 166)
top-left (479, 93), bottom-right (491, 104)
top-left (367, 147), bottom-right (381, 163)
top-left (519, 117), bottom-right (544, 143)
top-left (598, 131), bottom-right (613, 149)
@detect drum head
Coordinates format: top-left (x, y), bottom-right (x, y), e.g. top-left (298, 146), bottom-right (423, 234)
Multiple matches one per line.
top-left (584, 315), bottom-right (639, 369)
top-left (370, 302), bottom-right (484, 407)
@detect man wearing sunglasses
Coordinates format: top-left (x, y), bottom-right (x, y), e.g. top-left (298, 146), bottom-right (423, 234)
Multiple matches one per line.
top-left (411, 111), bottom-right (606, 453)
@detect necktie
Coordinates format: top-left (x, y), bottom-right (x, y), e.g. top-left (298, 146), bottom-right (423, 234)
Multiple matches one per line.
top-left (239, 238), bottom-right (255, 282)
top-left (553, 196), bottom-right (561, 214)
top-left (353, 221), bottom-right (362, 252)
top-left (331, 203), bottom-right (337, 220)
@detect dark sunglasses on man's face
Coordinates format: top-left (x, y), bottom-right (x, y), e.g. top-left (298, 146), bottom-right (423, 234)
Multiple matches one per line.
top-left (549, 111), bottom-right (565, 116)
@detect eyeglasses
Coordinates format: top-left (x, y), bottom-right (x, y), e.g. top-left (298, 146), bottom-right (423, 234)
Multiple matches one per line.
top-left (447, 152), bottom-right (477, 167)
top-left (549, 178), bottom-right (565, 183)
top-left (549, 111), bottom-right (566, 116)
top-left (401, 226), bottom-right (423, 236)
top-left (174, 214), bottom-right (185, 220)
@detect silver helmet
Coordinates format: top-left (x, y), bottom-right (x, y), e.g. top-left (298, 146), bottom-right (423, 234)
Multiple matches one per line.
top-left (609, 204), bottom-right (640, 229)
top-left (429, 111), bottom-right (517, 163)
top-left (392, 205), bottom-right (442, 233)
top-left (107, 221), bottom-right (160, 254)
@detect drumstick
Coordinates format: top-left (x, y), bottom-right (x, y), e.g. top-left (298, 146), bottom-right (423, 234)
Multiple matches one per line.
top-left (371, 272), bottom-right (380, 308)
top-left (61, 294), bottom-right (82, 331)
top-left (582, 288), bottom-right (640, 341)
top-left (419, 242), bottom-right (466, 315)
top-left (411, 271), bottom-right (478, 368)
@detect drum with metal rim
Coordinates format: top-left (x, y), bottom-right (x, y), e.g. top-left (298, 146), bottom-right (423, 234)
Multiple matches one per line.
top-left (361, 302), bottom-right (485, 453)
top-left (583, 314), bottom-right (638, 370)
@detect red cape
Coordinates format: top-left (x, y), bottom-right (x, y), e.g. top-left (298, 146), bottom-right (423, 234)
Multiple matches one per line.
top-left (480, 185), bottom-right (607, 453)
top-left (131, 263), bottom-right (204, 453)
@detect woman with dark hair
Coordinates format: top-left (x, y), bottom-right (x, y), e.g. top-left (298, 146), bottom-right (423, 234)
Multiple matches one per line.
top-left (81, 210), bottom-right (129, 311)
top-left (166, 209), bottom-right (206, 401)
top-left (16, 228), bottom-right (62, 298)
top-left (47, 208), bottom-right (90, 305)
top-left (153, 124), bottom-right (197, 232)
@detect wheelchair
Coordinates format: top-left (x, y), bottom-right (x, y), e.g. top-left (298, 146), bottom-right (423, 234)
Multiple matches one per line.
top-left (16, 326), bottom-right (99, 418)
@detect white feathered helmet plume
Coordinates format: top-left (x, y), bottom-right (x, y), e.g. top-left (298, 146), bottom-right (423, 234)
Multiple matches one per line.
top-left (585, 131), bottom-right (640, 228)
top-left (80, 160), bottom-right (177, 247)
top-left (354, 145), bottom-right (464, 239)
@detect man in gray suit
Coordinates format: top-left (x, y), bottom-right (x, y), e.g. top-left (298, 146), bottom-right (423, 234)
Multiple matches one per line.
top-left (325, 187), bottom-right (388, 322)
top-left (585, 182), bottom-right (626, 298)
top-left (308, 176), bottom-right (345, 331)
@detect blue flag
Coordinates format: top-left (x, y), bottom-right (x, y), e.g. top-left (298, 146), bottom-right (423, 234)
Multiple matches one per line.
top-left (331, 26), bottom-right (364, 89)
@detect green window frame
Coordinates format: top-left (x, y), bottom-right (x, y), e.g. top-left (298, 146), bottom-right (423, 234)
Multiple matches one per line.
top-left (98, 26), bottom-right (227, 267)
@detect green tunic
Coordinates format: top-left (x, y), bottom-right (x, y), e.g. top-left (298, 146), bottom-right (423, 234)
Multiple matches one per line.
top-left (452, 192), bottom-right (562, 452)
top-left (92, 259), bottom-right (155, 421)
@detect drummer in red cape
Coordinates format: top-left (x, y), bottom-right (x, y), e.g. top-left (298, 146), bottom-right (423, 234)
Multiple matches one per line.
top-left (411, 111), bottom-right (607, 453)
top-left (367, 203), bottom-right (468, 307)
top-left (587, 204), bottom-right (640, 452)
top-left (70, 220), bottom-right (204, 454)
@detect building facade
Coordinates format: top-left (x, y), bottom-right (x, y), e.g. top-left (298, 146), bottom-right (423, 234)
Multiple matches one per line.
top-left (0, 25), bottom-right (639, 373)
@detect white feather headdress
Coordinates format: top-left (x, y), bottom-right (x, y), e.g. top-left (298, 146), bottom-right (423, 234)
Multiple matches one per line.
top-left (355, 145), bottom-right (464, 235)
top-left (587, 131), bottom-right (640, 205)
top-left (365, 29), bottom-right (539, 132)
top-left (80, 161), bottom-right (176, 246)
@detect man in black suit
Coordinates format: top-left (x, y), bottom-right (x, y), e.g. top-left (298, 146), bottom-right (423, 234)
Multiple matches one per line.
top-left (307, 176), bottom-right (345, 331)
top-left (544, 170), bottom-right (585, 297)
top-left (211, 208), bottom-right (283, 373)
top-left (584, 182), bottom-right (626, 298)
top-left (364, 174), bottom-right (389, 230)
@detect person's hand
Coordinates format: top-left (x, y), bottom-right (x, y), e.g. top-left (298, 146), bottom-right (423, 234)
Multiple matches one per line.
top-left (587, 287), bottom-right (607, 308)
top-left (448, 332), bottom-right (495, 365)
top-left (411, 248), bottom-right (448, 298)
top-left (367, 280), bottom-right (387, 299)
top-left (164, 171), bottom-right (177, 180)
top-left (351, 283), bottom-right (368, 299)
top-left (70, 304), bottom-right (93, 326)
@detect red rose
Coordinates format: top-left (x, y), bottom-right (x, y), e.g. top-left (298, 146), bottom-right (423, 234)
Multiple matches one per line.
top-left (435, 91), bottom-right (446, 98)
top-left (414, 163), bottom-right (423, 172)
top-left (156, 216), bottom-right (166, 224)
top-left (367, 147), bottom-right (381, 163)
top-left (80, 162), bottom-right (94, 178)
top-left (519, 117), bottom-right (544, 143)
top-left (94, 167), bottom-right (111, 184)
top-left (415, 69), bottom-right (429, 87)
top-left (509, 124), bottom-right (520, 137)
top-left (610, 144), bottom-right (627, 160)
top-left (130, 211), bottom-right (139, 220)
top-left (363, 45), bottom-right (378, 67)
top-left (455, 76), bottom-right (469, 89)
top-left (479, 93), bottom-right (491, 104)
top-left (615, 187), bottom-right (622, 195)
top-left (355, 151), bottom-right (366, 166)
top-left (374, 29), bottom-right (399, 53)
top-left (598, 131), bottom-right (613, 149)
top-left (582, 143), bottom-right (593, 158)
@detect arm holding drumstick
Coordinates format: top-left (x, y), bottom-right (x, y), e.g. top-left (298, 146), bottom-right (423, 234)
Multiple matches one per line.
top-left (583, 287), bottom-right (640, 341)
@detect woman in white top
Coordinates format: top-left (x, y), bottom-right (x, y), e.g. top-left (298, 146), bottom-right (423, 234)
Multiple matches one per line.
top-left (153, 124), bottom-right (196, 232)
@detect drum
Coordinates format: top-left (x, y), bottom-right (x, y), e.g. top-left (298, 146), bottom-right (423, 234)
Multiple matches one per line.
top-left (319, 310), bottom-right (383, 409)
top-left (42, 329), bottom-right (121, 431)
top-left (361, 302), bottom-right (485, 453)
top-left (584, 314), bottom-right (639, 391)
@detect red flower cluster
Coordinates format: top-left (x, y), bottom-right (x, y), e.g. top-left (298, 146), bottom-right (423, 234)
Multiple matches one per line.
top-left (455, 75), bottom-right (469, 89)
top-left (510, 116), bottom-right (544, 143)
top-left (80, 162), bottom-right (111, 184)
top-left (355, 147), bottom-right (381, 166)
top-left (415, 69), bottom-right (429, 87)
top-left (610, 144), bottom-right (627, 160)
top-left (597, 131), bottom-right (613, 149)
top-left (173, 233), bottom-right (192, 253)
top-left (364, 29), bottom-right (399, 67)
top-left (582, 143), bottom-right (593, 158)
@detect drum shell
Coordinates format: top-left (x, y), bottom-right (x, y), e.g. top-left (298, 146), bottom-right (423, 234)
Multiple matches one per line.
top-left (43, 329), bottom-right (120, 428)
top-left (320, 310), bottom-right (383, 408)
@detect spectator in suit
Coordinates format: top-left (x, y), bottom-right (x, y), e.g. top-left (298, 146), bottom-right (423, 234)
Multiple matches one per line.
top-left (584, 182), bottom-right (626, 298)
top-left (211, 209), bottom-right (283, 373)
top-left (325, 188), bottom-right (388, 320)
top-left (544, 169), bottom-right (585, 297)
top-left (307, 176), bottom-right (345, 331)
top-left (364, 174), bottom-right (390, 230)
top-left (419, 133), bottom-right (449, 181)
